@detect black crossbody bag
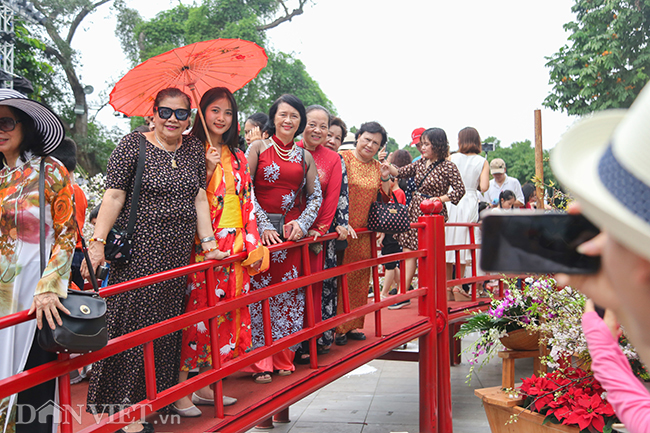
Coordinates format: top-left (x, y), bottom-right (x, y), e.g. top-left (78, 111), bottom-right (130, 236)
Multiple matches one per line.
top-left (104, 134), bottom-right (146, 263)
top-left (37, 158), bottom-right (108, 353)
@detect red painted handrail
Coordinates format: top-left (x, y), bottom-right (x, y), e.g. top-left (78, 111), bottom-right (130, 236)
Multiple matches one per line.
top-left (0, 205), bottom-right (507, 433)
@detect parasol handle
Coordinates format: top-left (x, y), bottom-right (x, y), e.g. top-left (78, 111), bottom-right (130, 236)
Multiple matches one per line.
top-left (189, 84), bottom-right (214, 148)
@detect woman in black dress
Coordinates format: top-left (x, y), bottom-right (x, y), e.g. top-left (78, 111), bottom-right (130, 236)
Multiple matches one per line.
top-left (83, 88), bottom-right (226, 433)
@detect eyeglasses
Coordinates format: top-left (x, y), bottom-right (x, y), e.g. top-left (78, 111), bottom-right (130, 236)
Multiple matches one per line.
top-left (155, 106), bottom-right (190, 121)
top-left (0, 117), bottom-right (20, 132)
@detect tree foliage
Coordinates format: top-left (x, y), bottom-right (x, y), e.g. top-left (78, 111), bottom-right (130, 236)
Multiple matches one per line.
top-left (544, 0), bottom-right (650, 115)
top-left (483, 138), bottom-right (557, 190)
top-left (13, 21), bottom-right (61, 103)
top-left (116, 0), bottom-right (334, 119)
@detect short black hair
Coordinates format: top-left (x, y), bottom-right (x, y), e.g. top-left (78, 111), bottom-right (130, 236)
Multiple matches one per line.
top-left (49, 137), bottom-right (77, 172)
top-left (330, 116), bottom-right (347, 140)
top-left (421, 128), bottom-right (449, 161)
top-left (246, 112), bottom-right (269, 129)
top-left (153, 87), bottom-right (191, 110)
top-left (356, 121), bottom-right (387, 146)
top-left (267, 94), bottom-right (306, 139)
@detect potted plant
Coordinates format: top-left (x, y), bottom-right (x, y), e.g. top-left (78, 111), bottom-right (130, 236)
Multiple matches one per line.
top-left (469, 276), bottom-right (649, 433)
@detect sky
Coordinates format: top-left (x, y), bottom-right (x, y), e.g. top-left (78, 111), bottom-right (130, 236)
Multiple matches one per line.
top-left (73, 0), bottom-right (578, 151)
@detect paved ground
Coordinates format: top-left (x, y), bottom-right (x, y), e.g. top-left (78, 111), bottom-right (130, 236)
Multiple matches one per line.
top-left (247, 336), bottom-right (534, 433)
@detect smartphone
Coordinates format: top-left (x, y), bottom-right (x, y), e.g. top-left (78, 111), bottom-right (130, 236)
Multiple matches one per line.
top-left (283, 223), bottom-right (294, 240)
top-left (480, 211), bottom-right (601, 274)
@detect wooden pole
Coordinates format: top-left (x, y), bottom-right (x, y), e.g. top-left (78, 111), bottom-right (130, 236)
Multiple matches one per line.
top-left (534, 110), bottom-right (544, 209)
top-left (189, 84), bottom-right (214, 148)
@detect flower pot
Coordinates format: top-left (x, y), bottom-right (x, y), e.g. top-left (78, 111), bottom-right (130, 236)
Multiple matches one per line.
top-left (475, 386), bottom-right (580, 433)
top-left (500, 328), bottom-right (540, 351)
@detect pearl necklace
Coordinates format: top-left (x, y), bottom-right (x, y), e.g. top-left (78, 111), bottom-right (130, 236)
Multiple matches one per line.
top-left (271, 139), bottom-right (296, 162)
top-left (155, 132), bottom-right (180, 169)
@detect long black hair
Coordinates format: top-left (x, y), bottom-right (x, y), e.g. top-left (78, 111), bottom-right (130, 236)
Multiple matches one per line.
top-left (191, 87), bottom-right (241, 168)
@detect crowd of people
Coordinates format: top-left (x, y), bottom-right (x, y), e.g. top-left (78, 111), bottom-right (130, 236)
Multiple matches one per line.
top-left (6, 80), bottom-right (650, 433)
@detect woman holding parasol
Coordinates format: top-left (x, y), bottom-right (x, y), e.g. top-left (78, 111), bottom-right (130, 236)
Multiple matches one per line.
top-left (174, 87), bottom-right (269, 415)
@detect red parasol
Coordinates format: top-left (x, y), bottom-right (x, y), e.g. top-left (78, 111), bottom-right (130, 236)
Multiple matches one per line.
top-left (109, 38), bottom-right (267, 118)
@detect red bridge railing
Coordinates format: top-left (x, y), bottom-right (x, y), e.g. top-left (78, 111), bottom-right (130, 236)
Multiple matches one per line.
top-left (0, 202), bottom-right (505, 433)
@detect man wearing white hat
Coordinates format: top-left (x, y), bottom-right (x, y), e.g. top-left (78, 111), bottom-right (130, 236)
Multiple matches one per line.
top-left (553, 82), bottom-right (650, 431)
top-left (483, 158), bottom-right (524, 207)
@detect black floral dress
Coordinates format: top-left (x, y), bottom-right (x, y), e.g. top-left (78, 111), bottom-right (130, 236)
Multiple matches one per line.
top-left (395, 159), bottom-right (465, 251)
top-left (87, 132), bottom-right (206, 414)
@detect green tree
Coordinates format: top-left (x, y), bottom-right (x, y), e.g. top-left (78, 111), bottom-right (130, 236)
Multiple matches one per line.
top-left (116, 0), bottom-right (334, 119)
top-left (544, 0), bottom-right (650, 115)
top-left (24, 0), bottom-right (117, 175)
top-left (13, 21), bottom-right (60, 103)
top-left (485, 139), bottom-right (556, 190)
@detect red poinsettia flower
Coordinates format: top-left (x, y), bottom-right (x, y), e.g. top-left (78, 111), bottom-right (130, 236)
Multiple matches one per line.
top-left (563, 393), bottom-right (610, 431)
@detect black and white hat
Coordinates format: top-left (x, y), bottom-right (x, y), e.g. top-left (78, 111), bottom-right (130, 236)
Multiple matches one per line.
top-left (0, 89), bottom-right (65, 154)
top-left (551, 82), bottom-right (650, 261)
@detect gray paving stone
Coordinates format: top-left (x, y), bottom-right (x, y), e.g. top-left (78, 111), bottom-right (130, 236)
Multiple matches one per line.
top-left (289, 422), bottom-right (364, 433)
top-left (361, 424), bottom-right (419, 433)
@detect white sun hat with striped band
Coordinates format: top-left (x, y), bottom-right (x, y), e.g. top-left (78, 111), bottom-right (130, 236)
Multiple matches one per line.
top-left (551, 82), bottom-right (650, 262)
top-left (0, 89), bottom-right (65, 154)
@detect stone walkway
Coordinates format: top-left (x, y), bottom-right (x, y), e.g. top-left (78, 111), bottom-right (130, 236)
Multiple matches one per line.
top-left (247, 336), bottom-right (534, 433)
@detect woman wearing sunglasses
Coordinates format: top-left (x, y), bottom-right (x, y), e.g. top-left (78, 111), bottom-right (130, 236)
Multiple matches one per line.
top-left (83, 88), bottom-right (222, 433)
top-left (0, 89), bottom-right (72, 433)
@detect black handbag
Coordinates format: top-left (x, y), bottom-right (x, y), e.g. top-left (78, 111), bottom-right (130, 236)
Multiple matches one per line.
top-left (367, 191), bottom-right (410, 234)
top-left (37, 158), bottom-right (108, 353)
top-left (104, 134), bottom-right (146, 263)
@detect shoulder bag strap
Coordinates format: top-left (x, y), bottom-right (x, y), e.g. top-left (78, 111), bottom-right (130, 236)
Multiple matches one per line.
top-left (39, 158), bottom-right (46, 274)
top-left (73, 198), bottom-right (99, 292)
top-left (375, 190), bottom-right (399, 204)
top-left (283, 147), bottom-right (307, 218)
top-left (417, 159), bottom-right (443, 190)
top-left (125, 134), bottom-right (146, 238)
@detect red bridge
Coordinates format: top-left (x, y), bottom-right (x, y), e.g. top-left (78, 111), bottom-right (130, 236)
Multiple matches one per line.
top-left (0, 203), bottom-right (505, 433)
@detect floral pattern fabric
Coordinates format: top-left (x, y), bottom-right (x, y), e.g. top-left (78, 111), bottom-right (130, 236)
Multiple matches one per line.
top-left (395, 158), bottom-right (465, 251)
top-left (87, 132), bottom-right (206, 415)
top-left (248, 136), bottom-right (322, 349)
top-left (180, 145), bottom-right (268, 370)
top-left (319, 156), bottom-right (349, 346)
top-left (336, 151), bottom-right (387, 335)
top-left (0, 154), bottom-right (75, 433)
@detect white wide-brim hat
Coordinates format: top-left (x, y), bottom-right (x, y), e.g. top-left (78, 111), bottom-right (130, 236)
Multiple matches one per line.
top-left (0, 89), bottom-right (65, 154)
top-left (551, 82), bottom-right (650, 261)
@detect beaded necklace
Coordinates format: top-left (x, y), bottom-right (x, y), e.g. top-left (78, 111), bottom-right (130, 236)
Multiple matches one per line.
top-left (271, 135), bottom-right (296, 162)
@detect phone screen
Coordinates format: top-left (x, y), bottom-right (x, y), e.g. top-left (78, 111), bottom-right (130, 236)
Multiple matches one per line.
top-left (480, 212), bottom-right (601, 274)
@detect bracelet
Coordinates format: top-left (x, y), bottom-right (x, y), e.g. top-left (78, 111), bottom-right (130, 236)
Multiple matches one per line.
top-left (380, 176), bottom-right (391, 182)
top-left (200, 236), bottom-right (216, 243)
top-left (89, 237), bottom-right (106, 245)
top-left (203, 246), bottom-right (217, 254)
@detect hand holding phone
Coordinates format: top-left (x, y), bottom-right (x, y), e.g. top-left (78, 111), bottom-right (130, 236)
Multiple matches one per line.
top-left (480, 211), bottom-right (601, 274)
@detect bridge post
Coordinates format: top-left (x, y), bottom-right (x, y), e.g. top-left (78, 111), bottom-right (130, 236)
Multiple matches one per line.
top-left (418, 199), bottom-right (453, 433)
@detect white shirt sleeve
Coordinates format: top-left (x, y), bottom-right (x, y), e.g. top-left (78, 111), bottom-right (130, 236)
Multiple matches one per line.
top-left (510, 178), bottom-right (525, 204)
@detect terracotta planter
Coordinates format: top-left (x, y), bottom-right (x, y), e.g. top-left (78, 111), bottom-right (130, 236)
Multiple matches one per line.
top-left (500, 328), bottom-right (540, 351)
top-left (475, 386), bottom-right (579, 433)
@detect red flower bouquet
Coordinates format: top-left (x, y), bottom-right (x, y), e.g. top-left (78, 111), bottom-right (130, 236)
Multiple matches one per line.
top-left (519, 367), bottom-right (617, 432)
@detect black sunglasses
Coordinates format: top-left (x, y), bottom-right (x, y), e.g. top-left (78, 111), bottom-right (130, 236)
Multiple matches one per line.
top-left (155, 106), bottom-right (190, 121)
top-left (0, 117), bottom-right (20, 132)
